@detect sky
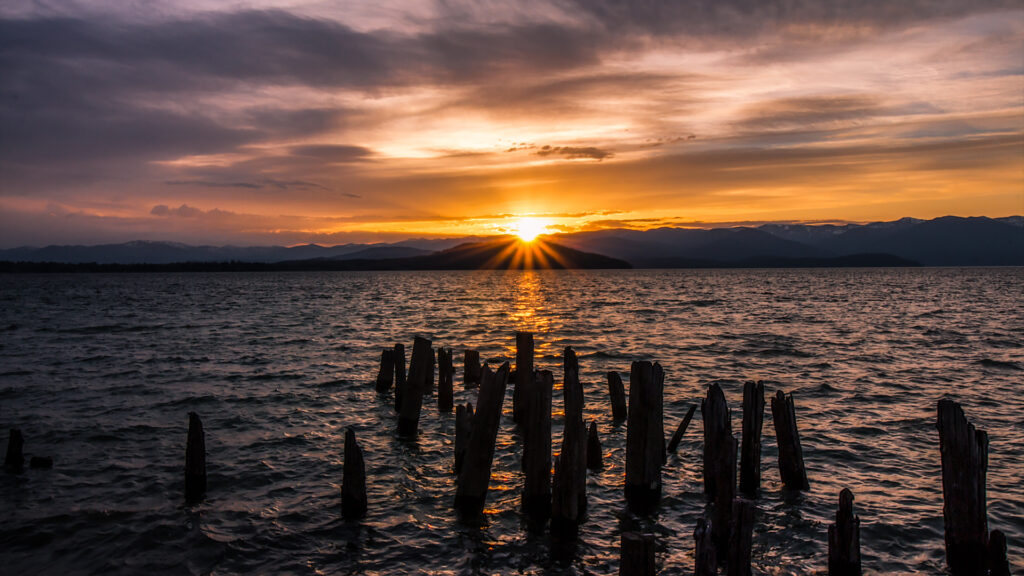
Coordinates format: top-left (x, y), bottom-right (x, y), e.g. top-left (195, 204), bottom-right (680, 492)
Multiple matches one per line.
top-left (0, 0), bottom-right (1022, 247)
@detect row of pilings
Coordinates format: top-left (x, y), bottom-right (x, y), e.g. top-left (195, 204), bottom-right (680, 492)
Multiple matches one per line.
top-left (7, 331), bottom-right (1010, 574)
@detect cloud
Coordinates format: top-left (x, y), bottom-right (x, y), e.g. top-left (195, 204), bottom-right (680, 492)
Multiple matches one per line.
top-left (535, 145), bottom-right (613, 160)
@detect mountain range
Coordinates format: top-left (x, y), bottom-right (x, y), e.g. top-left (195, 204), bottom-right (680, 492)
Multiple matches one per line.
top-left (1, 216), bottom-right (1021, 268)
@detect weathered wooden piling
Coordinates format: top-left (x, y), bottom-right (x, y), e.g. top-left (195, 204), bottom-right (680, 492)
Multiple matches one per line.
top-left (666, 404), bottom-right (697, 454)
top-left (620, 531), bottom-right (656, 576)
top-left (770, 390), bottom-right (809, 490)
top-left (455, 362), bottom-right (510, 517)
top-left (342, 428), bottom-right (367, 519)
top-left (937, 399), bottom-right (988, 576)
top-left (827, 488), bottom-right (861, 576)
top-left (624, 361), bottom-right (664, 514)
top-left (427, 345), bottom-right (436, 395)
top-left (375, 348), bottom-right (395, 393)
top-left (438, 347), bottom-right (454, 412)
top-left (739, 380), bottom-right (765, 496)
top-left (727, 499), bottom-right (755, 576)
top-left (702, 383), bottom-right (732, 498)
top-left (185, 412), bottom-right (206, 502)
top-left (988, 530), bottom-right (1010, 576)
top-left (463, 349), bottom-right (481, 389)
top-left (608, 371), bottom-right (628, 422)
top-left (4, 429), bottom-right (24, 472)
top-left (455, 402), bottom-right (473, 474)
top-left (522, 369), bottom-right (552, 522)
top-left (694, 518), bottom-right (717, 576)
top-left (513, 331), bottom-right (534, 425)
top-left (712, 435), bottom-right (738, 561)
top-left (587, 421), bottom-right (603, 470)
top-left (553, 347), bottom-right (588, 537)
top-left (393, 343), bottom-right (406, 412)
top-left (29, 456), bottom-right (52, 469)
top-left (397, 336), bottom-right (432, 437)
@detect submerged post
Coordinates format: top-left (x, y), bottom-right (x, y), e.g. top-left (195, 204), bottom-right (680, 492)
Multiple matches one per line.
top-left (342, 428), bottom-right (367, 519)
top-left (624, 361), bottom-right (664, 514)
top-left (375, 348), bottom-right (395, 393)
top-left (666, 404), bottom-right (697, 454)
top-left (770, 390), bottom-right (809, 490)
top-left (455, 362), bottom-right (510, 518)
top-left (727, 499), bottom-right (755, 576)
top-left (522, 369), bottom-right (552, 523)
top-left (397, 336), bottom-right (432, 438)
top-left (185, 412), bottom-right (206, 503)
top-left (438, 347), bottom-right (454, 412)
top-left (393, 343), bottom-right (406, 412)
top-left (454, 402), bottom-right (474, 474)
top-left (587, 421), bottom-right (603, 470)
top-left (608, 371), bottom-right (628, 422)
top-left (694, 518), bottom-right (717, 576)
top-left (620, 532), bottom-right (656, 576)
top-left (4, 429), bottom-right (24, 472)
top-left (828, 488), bottom-right (861, 576)
top-left (513, 331), bottom-right (534, 425)
top-left (937, 399), bottom-right (988, 576)
top-left (463, 349), bottom-right (481, 389)
top-left (739, 381), bottom-right (765, 496)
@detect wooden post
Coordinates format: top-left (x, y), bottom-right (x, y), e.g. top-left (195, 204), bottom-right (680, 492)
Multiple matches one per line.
top-left (608, 371), bottom-right (627, 422)
top-left (587, 421), bottom-right (603, 470)
top-left (937, 399), bottom-right (988, 576)
top-left (553, 348), bottom-right (587, 538)
top-left (522, 369), bottom-right (552, 522)
top-left (393, 343), bottom-right (406, 412)
top-left (426, 345), bottom-right (436, 395)
top-left (455, 402), bottom-right (473, 474)
top-left (185, 412), bottom-right (206, 503)
top-left (694, 518), bottom-right (717, 576)
top-left (513, 331), bottom-right (534, 425)
top-left (4, 429), bottom-right (24, 472)
top-left (375, 348), bottom-right (395, 393)
top-left (342, 428), bottom-right (367, 519)
top-left (702, 383), bottom-right (732, 498)
top-left (712, 435), bottom-right (737, 561)
top-left (739, 381), bottom-right (765, 496)
top-left (438, 347), bottom-right (454, 412)
top-left (455, 362), bottom-right (510, 518)
top-left (988, 530), bottom-right (1010, 576)
top-left (463, 349), bottom-right (481, 389)
top-left (770, 390), bottom-right (809, 490)
top-left (728, 499), bottom-right (754, 576)
top-left (624, 361), bottom-right (664, 514)
top-left (828, 488), bottom-right (861, 576)
top-left (620, 532), bottom-right (656, 576)
top-left (666, 404), bottom-right (697, 453)
top-left (397, 336), bottom-right (432, 438)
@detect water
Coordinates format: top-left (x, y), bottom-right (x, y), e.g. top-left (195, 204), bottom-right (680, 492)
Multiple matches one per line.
top-left (1, 268), bottom-right (1021, 575)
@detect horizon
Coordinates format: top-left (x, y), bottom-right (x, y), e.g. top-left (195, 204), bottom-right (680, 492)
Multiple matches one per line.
top-left (1, 2), bottom-right (1022, 246)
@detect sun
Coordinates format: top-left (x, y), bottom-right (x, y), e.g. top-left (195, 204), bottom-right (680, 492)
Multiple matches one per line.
top-left (512, 217), bottom-right (549, 242)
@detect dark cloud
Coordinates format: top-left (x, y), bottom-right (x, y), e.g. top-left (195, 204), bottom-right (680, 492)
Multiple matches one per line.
top-left (535, 145), bottom-right (613, 160)
top-left (736, 95), bottom-right (886, 130)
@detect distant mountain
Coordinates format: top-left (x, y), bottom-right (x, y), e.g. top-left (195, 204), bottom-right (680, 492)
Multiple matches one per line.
top-left (329, 246), bottom-right (431, 260)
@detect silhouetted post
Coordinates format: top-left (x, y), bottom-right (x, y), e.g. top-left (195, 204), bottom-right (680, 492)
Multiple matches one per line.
top-left (463, 349), bottom-right (481, 389)
top-left (455, 402), bottom-right (473, 474)
top-left (702, 383), bottom-right (732, 498)
top-left (455, 362), bottom-right (510, 518)
top-left (553, 348), bottom-right (587, 538)
top-left (587, 421), bottom-right (603, 470)
top-left (426, 345), bottom-right (436, 395)
top-left (770, 390), bottom-right (809, 490)
top-left (438, 347), bottom-right (454, 412)
top-left (342, 428), bottom-right (367, 519)
top-left (667, 404), bottom-right (697, 453)
top-left (728, 499), bottom-right (755, 576)
top-left (513, 332), bottom-right (534, 425)
top-left (397, 336), bottom-right (432, 438)
top-left (29, 456), bottom-right (52, 469)
top-left (185, 412), bottom-right (206, 502)
top-left (988, 530), bottom-right (1010, 576)
top-left (739, 381), bottom-right (765, 496)
top-left (4, 429), bottom-right (24, 472)
top-left (625, 361), bottom-right (664, 514)
top-left (937, 399), bottom-right (988, 576)
top-left (375, 348), bottom-right (395, 393)
top-left (393, 343), bottom-right (406, 412)
top-left (522, 369), bottom-right (552, 523)
top-left (828, 488), bottom-right (861, 576)
top-left (620, 532), bottom-right (656, 576)
top-left (694, 518), bottom-right (717, 576)
top-left (608, 371), bottom-right (627, 422)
